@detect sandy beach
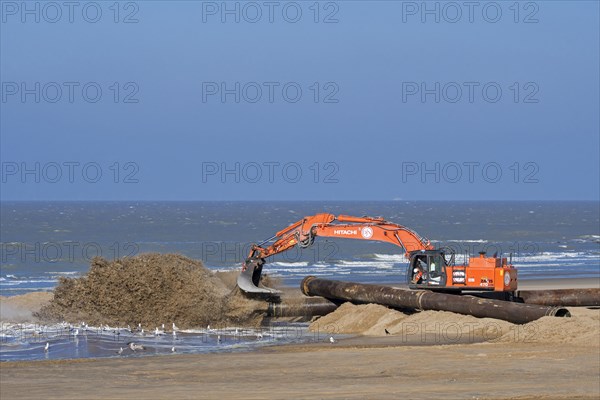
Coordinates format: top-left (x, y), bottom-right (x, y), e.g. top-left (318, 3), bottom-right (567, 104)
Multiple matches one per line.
top-left (2, 331), bottom-right (599, 399)
top-left (1, 278), bottom-right (599, 400)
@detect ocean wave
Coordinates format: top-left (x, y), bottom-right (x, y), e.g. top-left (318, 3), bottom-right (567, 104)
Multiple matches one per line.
top-left (516, 251), bottom-right (597, 263)
top-left (373, 254), bottom-right (405, 262)
top-left (431, 239), bottom-right (489, 244)
top-left (44, 271), bottom-right (80, 276)
top-left (0, 279), bottom-right (57, 285)
top-left (270, 261), bottom-right (309, 267)
top-left (571, 235), bottom-right (600, 243)
top-left (335, 260), bottom-right (395, 269)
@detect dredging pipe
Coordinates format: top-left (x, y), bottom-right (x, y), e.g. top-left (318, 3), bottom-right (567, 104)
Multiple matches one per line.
top-left (517, 288), bottom-right (600, 307)
top-left (266, 297), bottom-right (338, 318)
top-left (301, 276), bottom-right (571, 324)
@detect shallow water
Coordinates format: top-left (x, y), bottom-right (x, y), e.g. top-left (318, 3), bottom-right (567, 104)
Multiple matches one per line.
top-left (0, 322), bottom-right (324, 362)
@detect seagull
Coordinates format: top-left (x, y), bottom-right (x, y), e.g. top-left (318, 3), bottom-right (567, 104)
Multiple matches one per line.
top-left (154, 327), bottom-right (164, 336)
top-left (329, 336), bottom-right (336, 344)
top-left (128, 342), bottom-right (145, 351)
top-left (217, 335), bottom-right (222, 344)
top-left (207, 324), bottom-right (211, 331)
top-left (73, 329), bottom-right (79, 337)
top-left (385, 329), bottom-right (390, 335)
top-left (171, 346), bottom-right (176, 353)
top-left (235, 328), bottom-right (239, 335)
top-left (172, 322), bottom-right (179, 331)
top-left (117, 347), bottom-right (124, 355)
top-left (256, 333), bottom-right (263, 340)
top-left (44, 342), bottom-right (49, 352)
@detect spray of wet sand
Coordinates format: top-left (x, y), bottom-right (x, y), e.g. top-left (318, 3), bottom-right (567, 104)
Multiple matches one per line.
top-left (34, 253), bottom-right (271, 328)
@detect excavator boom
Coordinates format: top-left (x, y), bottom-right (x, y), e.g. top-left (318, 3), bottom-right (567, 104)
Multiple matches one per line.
top-left (237, 213), bottom-right (433, 294)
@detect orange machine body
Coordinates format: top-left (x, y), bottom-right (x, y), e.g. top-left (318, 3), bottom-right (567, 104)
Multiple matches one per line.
top-left (408, 250), bottom-right (518, 291)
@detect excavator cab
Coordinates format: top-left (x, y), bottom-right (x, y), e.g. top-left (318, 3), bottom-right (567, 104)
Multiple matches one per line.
top-left (407, 250), bottom-right (449, 288)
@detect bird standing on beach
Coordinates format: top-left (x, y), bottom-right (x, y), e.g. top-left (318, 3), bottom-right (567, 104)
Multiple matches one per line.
top-left (217, 335), bottom-right (222, 344)
top-left (172, 322), bottom-right (179, 331)
top-left (171, 346), bottom-right (176, 353)
top-left (128, 342), bottom-right (145, 351)
top-left (329, 337), bottom-right (336, 344)
top-left (44, 342), bottom-right (49, 352)
top-left (117, 347), bottom-right (124, 355)
top-left (385, 329), bottom-right (390, 335)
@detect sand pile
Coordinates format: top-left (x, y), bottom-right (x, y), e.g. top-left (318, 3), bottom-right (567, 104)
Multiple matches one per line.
top-left (308, 303), bottom-right (408, 335)
top-left (35, 253), bottom-right (270, 328)
top-left (309, 303), bottom-right (511, 339)
top-left (309, 302), bottom-right (600, 345)
top-left (495, 307), bottom-right (600, 345)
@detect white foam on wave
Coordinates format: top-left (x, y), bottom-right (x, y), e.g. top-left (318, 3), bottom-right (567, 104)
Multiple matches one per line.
top-left (373, 253), bottom-right (405, 262)
top-left (431, 239), bottom-right (489, 244)
top-left (335, 260), bottom-right (395, 269)
top-left (44, 271), bottom-right (79, 276)
top-left (515, 251), bottom-right (598, 264)
top-left (270, 261), bottom-right (309, 267)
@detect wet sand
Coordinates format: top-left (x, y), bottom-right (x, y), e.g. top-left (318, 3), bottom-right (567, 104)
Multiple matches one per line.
top-left (1, 278), bottom-right (599, 399)
top-left (2, 339), bottom-right (598, 399)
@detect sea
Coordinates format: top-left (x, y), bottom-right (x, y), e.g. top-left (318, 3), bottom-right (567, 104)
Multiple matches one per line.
top-left (1, 201), bottom-right (599, 361)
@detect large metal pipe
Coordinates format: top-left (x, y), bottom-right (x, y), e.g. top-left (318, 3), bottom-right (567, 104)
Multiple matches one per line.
top-left (301, 276), bottom-right (571, 324)
top-left (266, 298), bottom-right (338, 318)
top-left (517, 288), bottom-right (600, 307)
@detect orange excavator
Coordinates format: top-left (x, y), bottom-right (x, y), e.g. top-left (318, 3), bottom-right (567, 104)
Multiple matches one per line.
top-left (237, 213), bottom-right (518, 295)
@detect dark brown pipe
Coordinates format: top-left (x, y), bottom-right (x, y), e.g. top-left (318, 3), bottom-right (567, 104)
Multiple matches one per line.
top-left (301, 276), bottom-right (571, 324)
top-left (267, 301), bottom-right (338, 318)
top-left (517, 288), bottom-right (600, 307)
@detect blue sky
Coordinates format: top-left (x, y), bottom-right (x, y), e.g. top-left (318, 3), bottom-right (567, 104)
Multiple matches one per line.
top-left (1, 1), bottom-right (599, 201)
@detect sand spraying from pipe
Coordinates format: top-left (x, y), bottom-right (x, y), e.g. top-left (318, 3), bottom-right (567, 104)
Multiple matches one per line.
top-left (35, 253), bottom-right (270, 328)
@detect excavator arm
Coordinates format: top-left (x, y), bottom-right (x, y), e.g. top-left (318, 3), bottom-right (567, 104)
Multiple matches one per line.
top-left (237, 213), bottom-right (433, 294)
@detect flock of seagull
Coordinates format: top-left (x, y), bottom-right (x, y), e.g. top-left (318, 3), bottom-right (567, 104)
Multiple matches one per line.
top-left (38, 321), bottom-right (327, 357)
